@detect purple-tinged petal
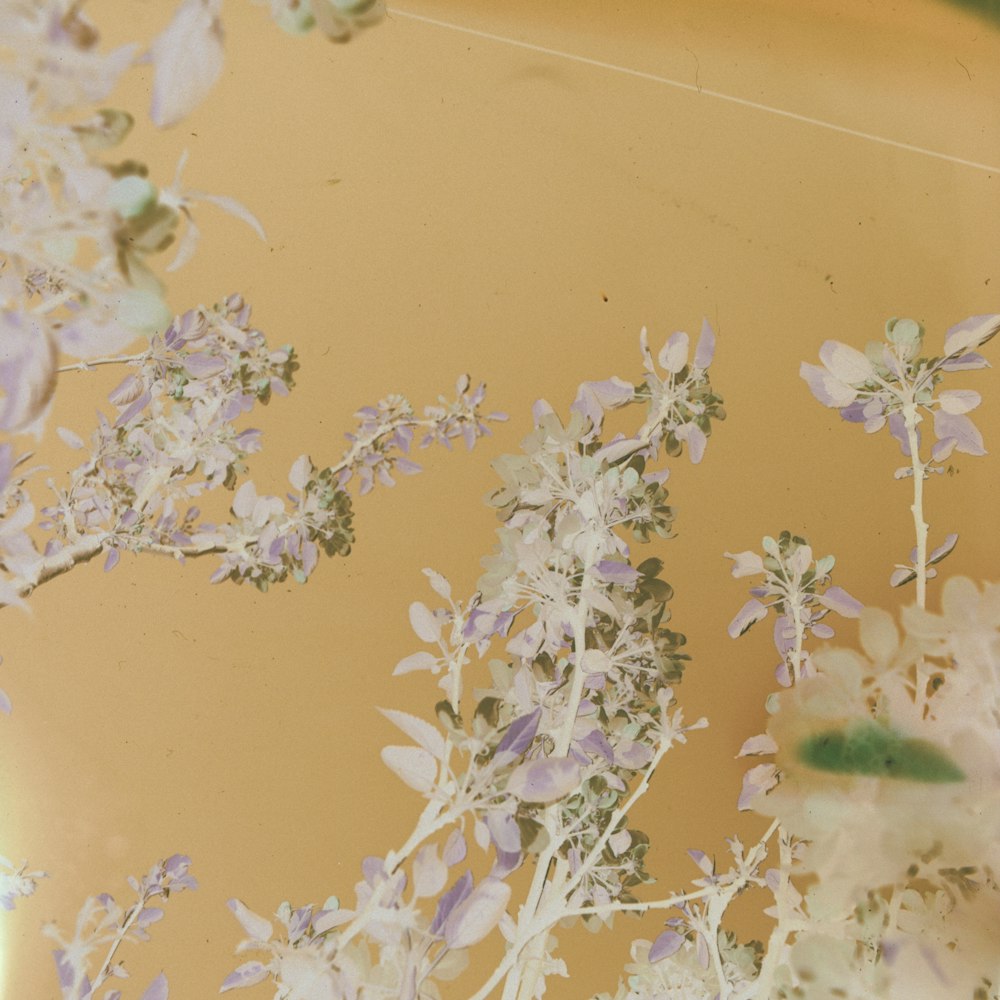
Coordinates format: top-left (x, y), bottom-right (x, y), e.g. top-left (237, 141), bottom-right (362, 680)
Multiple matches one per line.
top-left (104, 548), bottom-right (121, 572)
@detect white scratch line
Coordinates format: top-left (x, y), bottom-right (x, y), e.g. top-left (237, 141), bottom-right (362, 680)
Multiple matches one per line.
top-left (392, 8), bottom-right (999, 176)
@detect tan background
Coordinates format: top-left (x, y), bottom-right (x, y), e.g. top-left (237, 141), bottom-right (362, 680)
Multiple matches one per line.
top-left (2, 0), bottom-right (999, 996)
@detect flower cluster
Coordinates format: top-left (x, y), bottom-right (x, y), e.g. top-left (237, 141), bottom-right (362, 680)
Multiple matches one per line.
top-left (44, 854), bottom-right (196, 1000)
top-left (221, 323), bottom-right (721, 998)
top-left (801, 315), bottom-right (998, 593)
top-left (0, 853), bottom-right (47, 911)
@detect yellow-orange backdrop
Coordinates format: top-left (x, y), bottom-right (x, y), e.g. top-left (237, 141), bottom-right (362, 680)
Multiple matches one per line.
top-left (2, 1), bottom-right (998, 997)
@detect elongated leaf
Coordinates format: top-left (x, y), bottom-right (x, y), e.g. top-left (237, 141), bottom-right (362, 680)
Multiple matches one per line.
top-left (226, 899), bottom-right (273, 942)
top-left (139, 973), bottom-right (168, 1000)
top-left (727, 599), bottom-right (768, 638)
top-left (150, 0), bottom-right (224, 128)
top-left (443, 878), bottom-right (512, 949)
top-left (381, 745), bottom-right (437, 793)
top-left (408, 601), bottom-right (441, 643)
top-left (819, 340), bottom-right (874, 384)
top-left (379, 708), bottom-right (445, 759)
top-left (797, 721), bottom-right (964, 782)
top-left (221, 962), bottom-right (268, 992)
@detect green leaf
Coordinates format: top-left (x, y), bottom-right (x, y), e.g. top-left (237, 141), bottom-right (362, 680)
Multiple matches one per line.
top-left (797, 720), bottom-right (964, 783)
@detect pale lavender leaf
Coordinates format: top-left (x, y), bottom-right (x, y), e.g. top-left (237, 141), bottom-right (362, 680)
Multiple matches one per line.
top-left (430, 871), bottom-right (473, 936)
top-left (888, 412), bottom-right (915, 456)
top-left (139, 973), bottom-right (168, 1000)
top-left (775, 659), bottom-right (791, 686)
top-left (150, 0), bottom-right (224, 128)
top-left (137, 907), bottom-right (164, 927)
top-left (0, 311), bottom-right (58, 434)
top-left (495, 708), bottom-right (541, 757)
top-left (800, 362), bottom-right (856, 408)
top-left (890, 567), bottom-right (916, 588)
top-left (932, 438), bottom-right (956, 462)
top-left (104, 548), bottom-right (121, 573)
top-left (109, 374), bottom-right (145, 407)
top-left (380, 745), bottom-right (437, 793)
top-left (693, 318), bottom-right (715, 369)
top-left (595, 560), bottom-right (639, 586)
top-left (727, 599), bottom-right (768, 638)
top-left (0, 688), bottom-right (11, 714)
top-left (485, 811), bottom-right (521, 853)
top-left (56, 427), bottom-right (85, 450)
top-left (378, 708), bottom-right (445, 759)
top-left (220, 962), bottom-right (268, 993)
top-left (226, 899), bottom-right (273, 942)
top-left (183, 353), bottom-right (227, 378)
top-left (737, 763), bottom-right (778, 811)
top-left (934, 410), bottom-right (986, 456)
top-left (941, 352), bottom-right (988, 371)
top-left (649, 929), bottom-right (685, 962)
top-left (938, 389), bottom-right (981, 415)
top-left (442, 830), bottom-right (467, 867)
top-left (943, 314), bottom-right (1000, 357)
top-left (613, 738), bottom-right (653, 770)
top-left (674, 422), bottom-right (706, 463)
top-left (928, 533), bottom-right (958, 565)
top-left (443, 878), bottom-right (512, 949)
top-left (724, 550), bottom-right (765, 578)
top-left (737, 733), bottom-right (778, 757)
top-left (57, 315), bottom-right (137, 360)
top-left (815, 585), bottom-right (862, 618)
top-left (422, 567), bottom-right (452, 599)
top-left (408, 601), bottom-right (441, 643)
top-left (819, 340), bottom-right (874, 384)
top-left (114, 389), bottom-right (152, 428)
top-left (288, 455), bottom-right (311, 490)
top-left (393, 651), bottom-right (438, 676)
top-left (412, 845), bottom-right (448, 899)
top-left (658, 331), bottom-right (689, 374)
top-left (505, 756), bottom-right (581, 803)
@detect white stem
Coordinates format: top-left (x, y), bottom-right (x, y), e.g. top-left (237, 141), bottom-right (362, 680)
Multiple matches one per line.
top-left (902, 402), bottom-right (928, 610)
